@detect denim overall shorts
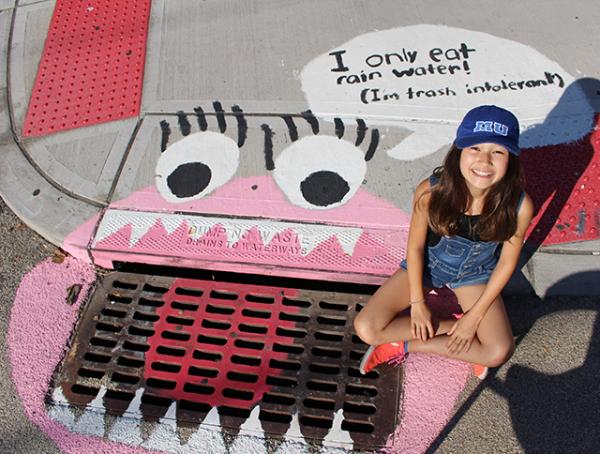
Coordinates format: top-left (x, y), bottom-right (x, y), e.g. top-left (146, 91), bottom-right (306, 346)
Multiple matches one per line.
top-left (400, 235), bottom-right (499, 289)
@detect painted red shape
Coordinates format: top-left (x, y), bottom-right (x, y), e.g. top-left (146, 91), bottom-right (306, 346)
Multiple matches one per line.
top-left (22, 0), bottom-right (151, 137)
top-left (524, 115), bottom-right (600, 245)
top-left (143, 279), bottom-right (301, 409)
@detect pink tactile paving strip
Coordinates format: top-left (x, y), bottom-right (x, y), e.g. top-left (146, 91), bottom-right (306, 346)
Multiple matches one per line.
top-left (22, 0), bottom-right (151, 137)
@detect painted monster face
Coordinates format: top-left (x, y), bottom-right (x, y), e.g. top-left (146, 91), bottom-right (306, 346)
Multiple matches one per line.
top-left (7, 20), bottom-right (600, 454)
top-left (7, 102), bottom-right (478, 453)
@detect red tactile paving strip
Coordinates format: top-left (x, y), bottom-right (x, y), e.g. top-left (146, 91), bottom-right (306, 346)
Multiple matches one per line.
top-left (524, 116), bottom-right (600, 245)
top-left (51, 272), bottom-right (401, 448)
top-left (23, 0), bottom-right (151, 137)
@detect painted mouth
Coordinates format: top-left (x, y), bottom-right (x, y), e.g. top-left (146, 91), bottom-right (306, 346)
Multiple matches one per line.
top-left (91, 209), bottom-right (407, 278)
top-left (89, 178), bottom-right (411, 278)
top-left (47, 385), bottom-right (353, 451)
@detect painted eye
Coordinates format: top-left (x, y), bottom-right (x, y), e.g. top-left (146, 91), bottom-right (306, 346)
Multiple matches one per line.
top-left (273, 135), bottom-right (367, 209)
top-left (155, 132), bottom-right (239, 202)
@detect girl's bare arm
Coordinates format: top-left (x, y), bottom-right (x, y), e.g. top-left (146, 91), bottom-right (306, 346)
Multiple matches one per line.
top-left (405, 179), bottom-right (431, 304)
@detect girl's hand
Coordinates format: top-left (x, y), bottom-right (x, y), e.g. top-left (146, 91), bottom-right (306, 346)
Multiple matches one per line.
top-left (410, 301), bottom-right (434, 341)
top-left (446, 311), bottom-right (480, 354)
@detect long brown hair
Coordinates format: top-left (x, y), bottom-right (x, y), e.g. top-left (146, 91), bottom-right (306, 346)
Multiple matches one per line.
top-left (427, 145), bottom-right (524, 242)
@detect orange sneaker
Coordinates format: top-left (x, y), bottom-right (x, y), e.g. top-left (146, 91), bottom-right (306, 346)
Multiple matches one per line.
top-left (359, 342), bottom-right (407, 375)
top-left (472, 363), bottom-right (489, 380)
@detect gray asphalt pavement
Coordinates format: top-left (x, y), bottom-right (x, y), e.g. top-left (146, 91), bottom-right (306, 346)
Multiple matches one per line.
top-left (0, 196), bottom-right (59, 453)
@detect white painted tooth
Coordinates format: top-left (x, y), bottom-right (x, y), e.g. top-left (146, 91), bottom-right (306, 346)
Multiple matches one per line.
top-left (108, 388), bottom-right (144, 445)
top-left (229, 433), bottom-right (267, 454)
top-left (125, 387), bottom-right (144, 418)
top-left (143, 402), bottom-right (180, 452)
top-left (108, 415), bottom-right (143, 446)
top-left (47, 387), bottom-right (75, 428)
top-left (257, 225), bottom-right (278, 246)
top-left (282, 412), bottom-right (308, 442)
top-left (238, 405), bottom-right (265, 438)
top-left (229, 406), bottom-right (267, 454)
top-left (275, 441), bottom-right (310, 454)
top-left (335, 228), bottom-right (362, 256)
top-left (73, 386), bottom-right (107, 437)
top-left (222, 222), bottom-right (245, 245)
top-left (200, 406), bottom-right (221, 428)
top-left (161, 400), bottom-right (178, 430)
top-left (93, 210), bottom-right (128, 244)
top-left (274, 412), bottom-right (309, 454)
top-left (321, 409), bottom-right (353, 450)
top-left (161, 214), bottom-right (186, 235)
top-left (182, 425), bottom-right (227, 454)
top-left (128, 212), bottom-right (159, 246)
top-left (48, 404), bottom-right (76, 429)
top-left (51, 386), bottom-right (69, 404)
top-left (297, 231), bottom-right (323, 256)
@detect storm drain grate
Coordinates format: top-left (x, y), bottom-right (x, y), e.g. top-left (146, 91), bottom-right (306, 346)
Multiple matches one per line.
top-left (50, 272), bottom-right (402, 449)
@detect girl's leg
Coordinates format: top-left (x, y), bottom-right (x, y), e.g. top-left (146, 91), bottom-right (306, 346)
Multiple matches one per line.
top-left (406, 283), bottom-right (515, 367)
top-left (353, 268), bottom-right (452, 345)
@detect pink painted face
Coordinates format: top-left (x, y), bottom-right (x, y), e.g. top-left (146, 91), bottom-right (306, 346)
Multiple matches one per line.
top-left (9, 121), bottom-right (469, 453)
top-left (459, 143), bottom-right (510, 194)
top-left (9, 109), bottom-right (600, 452)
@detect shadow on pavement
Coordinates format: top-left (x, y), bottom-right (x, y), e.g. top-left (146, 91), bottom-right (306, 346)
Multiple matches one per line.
top-left (520, 77), bottom-right (599, 255)
top-left (493, 272), bottom-right (600, 453)
top-left (427, 272), bottom-right (600, 453)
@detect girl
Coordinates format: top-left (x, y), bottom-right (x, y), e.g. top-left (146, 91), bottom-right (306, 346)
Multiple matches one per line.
top-left (354, 105), bottom-right (534, 379)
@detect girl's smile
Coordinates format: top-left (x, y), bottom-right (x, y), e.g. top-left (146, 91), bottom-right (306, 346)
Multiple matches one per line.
top-left (460, 142), bottom-right (509, 193)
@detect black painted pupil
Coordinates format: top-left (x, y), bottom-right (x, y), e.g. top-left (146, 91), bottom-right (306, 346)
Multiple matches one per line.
top-left (167, 162), bottom-right (211, 198)
top-left (300, 170), bottom-right (349, 207)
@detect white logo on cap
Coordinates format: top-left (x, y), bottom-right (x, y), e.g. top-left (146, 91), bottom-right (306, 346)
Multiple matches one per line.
top-left (473, 121), bottom-right (509, 136)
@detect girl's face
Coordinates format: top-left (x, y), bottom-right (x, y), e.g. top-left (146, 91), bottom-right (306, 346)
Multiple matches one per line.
top-left (459, 142), bottom-right (510, 193)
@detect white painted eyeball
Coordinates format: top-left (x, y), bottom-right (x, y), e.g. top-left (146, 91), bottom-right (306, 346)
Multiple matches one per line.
top-left (155, 132), bottom-right (239, 202)
top-left (273, 135), bottom-right (367, 209)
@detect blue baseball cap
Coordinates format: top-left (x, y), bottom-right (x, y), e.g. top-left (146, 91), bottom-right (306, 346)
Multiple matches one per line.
top-left (454, 105), bottom-right (520, 156)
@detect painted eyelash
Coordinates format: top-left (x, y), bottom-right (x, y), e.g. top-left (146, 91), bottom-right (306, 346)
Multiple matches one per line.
top-left (159, 102), bottom-right (248, 152)
top-left (160, 103), bottom-right (380, 165)
top-left (261, 124), bottom-right (275, 171)
top-left (276, 113), bottom-right (379, 164)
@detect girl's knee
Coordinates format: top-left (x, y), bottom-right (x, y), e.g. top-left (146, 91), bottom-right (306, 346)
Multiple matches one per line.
top-left (353, 316), bottom-right (378, 346)
top-left (486, 339), bottom-right (515, 367)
